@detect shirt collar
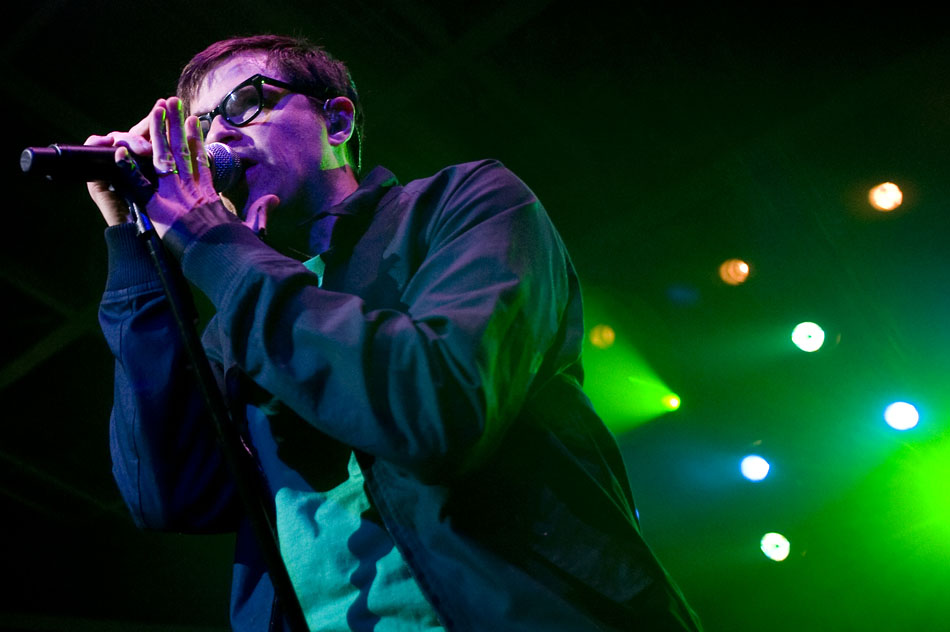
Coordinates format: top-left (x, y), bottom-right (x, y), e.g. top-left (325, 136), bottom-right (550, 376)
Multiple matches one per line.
top-left (325, 166), bottom-right (399, 217)
top-left (307, 166), bottom-right (400, 259)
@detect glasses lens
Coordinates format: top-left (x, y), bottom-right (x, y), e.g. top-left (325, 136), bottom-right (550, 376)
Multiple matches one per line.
top-left (198, 115), bottom-right (212, 137)
top-left (224, 84), bottom-right (262, 125)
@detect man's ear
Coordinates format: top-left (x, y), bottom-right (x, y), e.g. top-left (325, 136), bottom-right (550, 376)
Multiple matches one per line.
top-left (323, 97), bottom-right (355, 147)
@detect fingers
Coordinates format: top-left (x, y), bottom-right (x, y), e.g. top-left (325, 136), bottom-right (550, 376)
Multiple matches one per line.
top-left (84, 143), bottom-right (135, 226)
top-left (186, 113), bottom-right (215, 195)
top-left (86, 97), bottom-right (219, 230)
top-left (150, 100), bottom-right (176, 175)
top-left (84, 133), bottom-right (114, 147)
top-left (147, 97), bottom-right (217, 198)
top-left (84, 130), bottom-right (151, 156)
top-left (166, 97), bottom-right (194, 178)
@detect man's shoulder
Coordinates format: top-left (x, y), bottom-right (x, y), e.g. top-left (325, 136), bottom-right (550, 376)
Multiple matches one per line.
top-left (364, 160), bottom-right (546, 238)
top-left (404, 159), bottom-right (531, 196)
top-left (396, 159), bottom-right (538, 215)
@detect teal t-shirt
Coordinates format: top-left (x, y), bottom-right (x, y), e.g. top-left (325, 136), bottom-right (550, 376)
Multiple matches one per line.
top-left (246, 405), bottom-right (444, 631)
top-left (243, 254), bottom-right (444, 631)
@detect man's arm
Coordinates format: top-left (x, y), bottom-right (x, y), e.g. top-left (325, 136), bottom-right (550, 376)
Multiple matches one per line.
top-left (166, 161), bottom-right (574, 482)
top-left (100, 223), bottom-right (239, 531)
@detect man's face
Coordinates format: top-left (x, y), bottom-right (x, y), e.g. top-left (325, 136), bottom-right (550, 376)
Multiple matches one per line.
top-left (189, 53), bottom-right (332, 228)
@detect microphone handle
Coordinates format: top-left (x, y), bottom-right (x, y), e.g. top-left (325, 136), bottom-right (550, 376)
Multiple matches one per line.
top-left (19, 143), bottom-right (240, 192)
top-left (20, 145), bottom-right (152, 182)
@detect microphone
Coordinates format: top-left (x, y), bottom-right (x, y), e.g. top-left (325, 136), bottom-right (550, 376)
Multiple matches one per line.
top-left (19, 143), bottom-right (243, 193)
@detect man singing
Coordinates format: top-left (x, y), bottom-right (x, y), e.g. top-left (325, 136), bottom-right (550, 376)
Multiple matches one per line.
top-left (87, 34), bottom-right (701, 631)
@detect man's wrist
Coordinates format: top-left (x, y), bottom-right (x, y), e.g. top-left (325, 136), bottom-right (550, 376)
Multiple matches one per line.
top-left (103, 223), bottom-right (157, 290)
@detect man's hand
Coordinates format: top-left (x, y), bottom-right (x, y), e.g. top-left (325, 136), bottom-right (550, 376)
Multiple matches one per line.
top-left (85, 97), bottom-right (222, 234)
top-left (84, 102), bottom-right (156, 226)
top-left (143, 96), bottom-right (223, 237)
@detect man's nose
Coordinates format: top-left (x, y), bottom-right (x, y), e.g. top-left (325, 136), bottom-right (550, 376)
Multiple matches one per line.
top-left (205, 116), bottom-right (243, 144)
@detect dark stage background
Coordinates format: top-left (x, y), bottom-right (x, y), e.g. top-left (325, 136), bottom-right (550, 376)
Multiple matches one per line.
top-left (3, 3), bottom-right (950, 630)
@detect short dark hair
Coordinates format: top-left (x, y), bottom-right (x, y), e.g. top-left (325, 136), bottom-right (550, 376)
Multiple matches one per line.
top-left (177, 34), bottom-right (363, 171)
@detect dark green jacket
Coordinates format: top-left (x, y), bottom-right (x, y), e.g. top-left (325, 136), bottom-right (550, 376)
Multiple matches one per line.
top-left (100, 161), bottom-right (701, 631)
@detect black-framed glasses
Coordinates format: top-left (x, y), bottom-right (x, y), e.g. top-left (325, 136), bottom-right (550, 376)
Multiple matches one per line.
top-left (195, 74), bottom-right (327, 136)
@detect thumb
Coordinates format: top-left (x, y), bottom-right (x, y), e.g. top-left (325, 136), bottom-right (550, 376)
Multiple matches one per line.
top-left (244, 194), bottom-right (280, 234)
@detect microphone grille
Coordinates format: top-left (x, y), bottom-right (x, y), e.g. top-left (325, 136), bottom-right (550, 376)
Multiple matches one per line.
top-left (207, 142), bottom-right (243, 192)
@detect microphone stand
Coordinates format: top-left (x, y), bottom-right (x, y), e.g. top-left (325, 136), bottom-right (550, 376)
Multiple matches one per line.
top-left (128, 200), bottom-right (310, 632)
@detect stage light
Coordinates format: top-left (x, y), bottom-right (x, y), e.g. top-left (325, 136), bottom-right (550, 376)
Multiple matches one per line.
top-left (791, 322), bottom-right (825, 352)
top-left (868, 182), bottom-right (903, 211)
top-left (884, 401), bottom-right (919, 430)
top-left (589, 324), bottom-right (616, 349)
top-left (581, 291), bottom-right (678, 431)
top-left (719, 258), bottom-right (750, 285)
top-left (662, 394), bottom-right (681, 410)
top-left (741, 455), bottom-right (770, 481)
top-left (760, 532), bottom-right (790, 562)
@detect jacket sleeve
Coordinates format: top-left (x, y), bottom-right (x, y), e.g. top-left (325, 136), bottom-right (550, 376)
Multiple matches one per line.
top-left (99, 223), bottom-right (239, 531)
top-left (165, 161), bottom-right (575, 482)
